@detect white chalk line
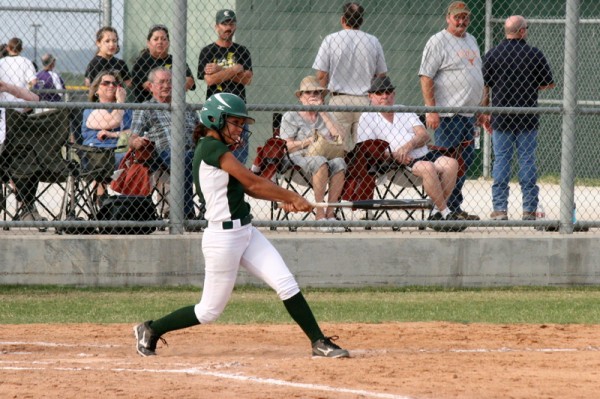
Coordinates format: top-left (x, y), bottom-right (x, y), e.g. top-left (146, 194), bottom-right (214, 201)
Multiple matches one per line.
top-left (2, 340), bottom-right (598, 354)
top-left (0, 363), bottom-right (414, 399)
top-left (2, 341), bottom-right (599, 399)
top-left (0, 341), bottom-right (120, 348)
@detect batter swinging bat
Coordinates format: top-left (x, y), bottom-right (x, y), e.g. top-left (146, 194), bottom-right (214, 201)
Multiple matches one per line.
top-left (276, 199), bottom-right (433, 210)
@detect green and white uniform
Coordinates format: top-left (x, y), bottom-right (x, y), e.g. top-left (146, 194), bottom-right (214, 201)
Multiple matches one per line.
top-left (194, 136), bottom-right (250, 223)
top-left (192, 136), bottom-right (301, 324)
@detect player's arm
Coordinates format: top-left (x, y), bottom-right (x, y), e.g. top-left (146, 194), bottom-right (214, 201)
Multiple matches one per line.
top-left (219, 152), bottom-right (313, 212)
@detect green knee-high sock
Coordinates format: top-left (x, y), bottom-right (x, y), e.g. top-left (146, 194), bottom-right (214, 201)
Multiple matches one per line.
top-left (149, 305), bottom-right (200, 337)
top-left (283, 292), bottom-right (324, 344)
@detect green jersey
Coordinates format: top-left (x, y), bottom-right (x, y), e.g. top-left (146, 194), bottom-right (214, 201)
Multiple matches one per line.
top-left (193, 136), bottom-right (251, 222)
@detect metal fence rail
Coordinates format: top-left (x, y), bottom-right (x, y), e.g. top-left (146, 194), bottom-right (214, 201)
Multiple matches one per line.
top-left (0, 0), bottom-right (597, 235)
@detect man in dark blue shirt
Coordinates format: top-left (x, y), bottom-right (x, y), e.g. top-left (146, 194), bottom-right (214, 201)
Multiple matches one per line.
top-left (482, 15), bottom-right (555, 221)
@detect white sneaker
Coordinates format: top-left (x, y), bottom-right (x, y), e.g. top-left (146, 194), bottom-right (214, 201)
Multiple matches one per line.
top-left (19, 206), bottom-right (48, 221)
top-left (328, 218), bottom-right (345, 233)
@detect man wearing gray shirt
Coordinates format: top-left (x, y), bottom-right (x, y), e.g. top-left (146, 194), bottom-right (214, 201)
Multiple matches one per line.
top-left (419, 1), bottom-right (483, 220)
top-left (313, 2), bottom-right (387, 151)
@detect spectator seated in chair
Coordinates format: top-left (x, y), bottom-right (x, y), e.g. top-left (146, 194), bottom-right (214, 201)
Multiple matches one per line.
top-left (81, 71), bottom-right (133, 206)
top-left (128, 67), bottom-right (199, 223)
top-left (279, 76), bottom-right (348, 232)
top-left (357, 76), bottom-right (463, 231)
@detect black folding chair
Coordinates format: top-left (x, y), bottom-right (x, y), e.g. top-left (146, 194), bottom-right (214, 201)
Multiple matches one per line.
top-left (4, 109), bottom-right (74, 230)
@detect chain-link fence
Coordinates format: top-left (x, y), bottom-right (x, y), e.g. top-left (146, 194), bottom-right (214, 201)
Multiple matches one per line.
top-left (0, 0), bottom-right (597, 235)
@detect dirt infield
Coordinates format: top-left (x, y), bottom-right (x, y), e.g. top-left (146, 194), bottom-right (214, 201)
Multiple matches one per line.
top-left (1, 322), bottom-right (598, 398)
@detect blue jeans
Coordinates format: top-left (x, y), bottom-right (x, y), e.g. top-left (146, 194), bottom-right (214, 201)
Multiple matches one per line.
top-left (491, 129), bottom-right (539, 212)
top-left (434, 115), bottom-right (475, 213)
top-left (155, 149), bottom-right (196, 217)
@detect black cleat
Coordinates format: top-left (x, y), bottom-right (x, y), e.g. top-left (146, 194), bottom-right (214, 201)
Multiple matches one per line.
top-left (133, 321), bottom-right (166, 357)
top-left (312, 336), bottom-right (350, 358)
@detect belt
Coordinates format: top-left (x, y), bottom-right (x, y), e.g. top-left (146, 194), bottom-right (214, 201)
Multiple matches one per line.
top-left (209, 214), bottom-right (253, 230)
top-left (330, 92), bottom-right (365, 96)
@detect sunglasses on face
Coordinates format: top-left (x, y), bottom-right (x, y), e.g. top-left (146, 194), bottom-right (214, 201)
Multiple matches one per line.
top-left (372, 90), bottom-right (395, 96)
top-left (100, 81), bottom-right (120, 87)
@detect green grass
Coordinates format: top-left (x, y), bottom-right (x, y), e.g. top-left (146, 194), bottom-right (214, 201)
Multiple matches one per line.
top-left (2, 285), bottom-right (600, 325)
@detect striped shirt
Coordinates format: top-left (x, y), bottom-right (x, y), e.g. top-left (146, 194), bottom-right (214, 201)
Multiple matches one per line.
top-left (130, 98), bottom-right (199, 153)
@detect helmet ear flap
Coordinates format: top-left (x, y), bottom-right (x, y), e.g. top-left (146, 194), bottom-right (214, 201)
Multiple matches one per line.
top-left (217, 113), bottom-right (226, 130)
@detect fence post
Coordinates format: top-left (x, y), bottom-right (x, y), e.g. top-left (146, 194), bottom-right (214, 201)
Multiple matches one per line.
top-left (559, 0), bottom-right (580, 234)
top-left (102, 0), bottom-right (111, 27)
top-left (482, 0), bottom-right (493, 179)
top-left (170, 0), bottom-right (188, 234)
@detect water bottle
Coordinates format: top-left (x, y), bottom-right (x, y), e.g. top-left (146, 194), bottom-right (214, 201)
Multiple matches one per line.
top-left (535, 203), bottom-right (545, 220)
top-left (534, 203), bottom-right (546, 231)
top-left (572, 202), bottom-right (577, 224)
top-left (473, 126), bottom-right (481, 150)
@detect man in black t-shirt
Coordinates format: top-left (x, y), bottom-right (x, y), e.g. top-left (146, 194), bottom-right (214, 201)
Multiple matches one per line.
top-left (198, 9), bottom-right (252, 101)
top-left (198, 9), bottom-right (253, 163)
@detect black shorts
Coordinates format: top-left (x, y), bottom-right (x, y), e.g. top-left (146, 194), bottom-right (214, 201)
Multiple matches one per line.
top-left (407, 150), bottom-right (444, 167)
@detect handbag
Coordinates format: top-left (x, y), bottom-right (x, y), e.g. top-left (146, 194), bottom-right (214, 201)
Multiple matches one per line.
top-left (305, 129), bottom-right (345, 159)
top-left (110, 139), bottom-right (154, 196)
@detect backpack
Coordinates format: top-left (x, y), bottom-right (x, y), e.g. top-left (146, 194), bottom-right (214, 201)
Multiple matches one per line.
top-left (96, 195), bottom-right (158, 235)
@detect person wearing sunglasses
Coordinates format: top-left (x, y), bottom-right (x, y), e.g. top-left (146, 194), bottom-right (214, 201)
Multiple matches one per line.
top-left (357, 76), bottom-right (462, 232)
top-left (82, 71), bottom-right (131, 159)
top-left (81, 71), bottom-right (133, 205)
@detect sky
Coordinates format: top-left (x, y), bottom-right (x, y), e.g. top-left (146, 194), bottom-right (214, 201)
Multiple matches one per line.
top-left (0, 0), bottom-right (124, 72)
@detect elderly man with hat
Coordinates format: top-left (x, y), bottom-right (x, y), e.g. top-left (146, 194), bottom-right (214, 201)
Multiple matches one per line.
top-left (418, 1), bottom-right (483, 221)
top-left (279, 75), bottom-right (347, 232)
top-left (198, 9), bottom-right (253, 163)
top-left (357, 76), bottom-right (463, 231)
top-left (33, 53), bottom-right (65, 104)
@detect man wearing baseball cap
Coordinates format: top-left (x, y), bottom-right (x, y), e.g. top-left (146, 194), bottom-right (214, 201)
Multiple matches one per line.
top-left (357, 76), bottom-right (462, 231)
top-left (418, 1), bottom-right (484, 220)
top-left (198, 9), bottom-right (253, 163)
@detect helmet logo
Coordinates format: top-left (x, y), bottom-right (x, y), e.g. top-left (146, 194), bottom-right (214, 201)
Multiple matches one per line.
top-left (213, 93), bottom-right (232, 109)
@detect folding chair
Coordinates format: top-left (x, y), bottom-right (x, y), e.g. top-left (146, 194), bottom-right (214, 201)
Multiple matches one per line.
top-left (0, 144), bottom-right (16, 228)
top-left (341, 139), bottom-right (432, 229)
top-left (4, 109), bottom-right (74, 230)
top-left (59, 143), bottom-right (115, 225)
top-left (251, 113), bottom-right (314, 230)
top-left (151, 167), bottom-right (170, 219)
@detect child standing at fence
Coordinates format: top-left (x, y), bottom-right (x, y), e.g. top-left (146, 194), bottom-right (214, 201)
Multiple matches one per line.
top-left (84, 27), bottom-right (131, 88)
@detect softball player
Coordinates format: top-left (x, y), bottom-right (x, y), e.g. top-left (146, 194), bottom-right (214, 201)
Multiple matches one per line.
top-left (134, 93), bottom-right (349, 358)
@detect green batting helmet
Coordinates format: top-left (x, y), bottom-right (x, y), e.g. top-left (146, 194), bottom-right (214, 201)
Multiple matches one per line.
top-left (200, 93), bottom-right (255, 131)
